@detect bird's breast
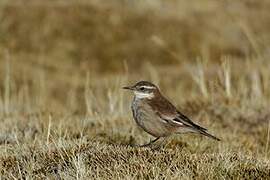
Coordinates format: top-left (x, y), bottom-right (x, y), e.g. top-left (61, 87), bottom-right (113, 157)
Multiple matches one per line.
top-left (131, 98), bottom-right (142, 125)
top-left (130, 98), bottom-right (174, 137)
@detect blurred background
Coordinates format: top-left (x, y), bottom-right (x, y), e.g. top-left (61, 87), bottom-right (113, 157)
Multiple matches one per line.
top-left (1, 0), bottom-right (270, 109)
top-left (0, 0), bottom-right (270, 114)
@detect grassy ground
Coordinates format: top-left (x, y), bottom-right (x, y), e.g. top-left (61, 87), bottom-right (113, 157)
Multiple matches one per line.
top-left (1, 0), bottom-right (270, 179)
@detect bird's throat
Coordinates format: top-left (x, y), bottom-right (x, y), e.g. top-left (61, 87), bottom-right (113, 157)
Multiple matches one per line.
top-left (134, 91), bottom-right (154, 99)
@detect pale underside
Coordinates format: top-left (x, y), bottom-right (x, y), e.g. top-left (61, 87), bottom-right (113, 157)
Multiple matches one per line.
top-left (132, 97), bottom-right (193, 137)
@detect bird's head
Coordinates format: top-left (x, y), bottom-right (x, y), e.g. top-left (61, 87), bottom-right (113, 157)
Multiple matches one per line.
top-left (123, 81), bottom-right (159, 99)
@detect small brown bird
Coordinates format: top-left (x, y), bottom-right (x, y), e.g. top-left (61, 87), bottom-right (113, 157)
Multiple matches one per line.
top-left (123, 81), bottom-right (220, 147)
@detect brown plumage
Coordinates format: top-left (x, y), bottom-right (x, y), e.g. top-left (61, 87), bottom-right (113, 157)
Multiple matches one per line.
top-left (123, 81), bottom-right (220, 147)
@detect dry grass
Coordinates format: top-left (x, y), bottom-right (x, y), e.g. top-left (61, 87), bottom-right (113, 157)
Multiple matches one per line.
top-left (0, 0), bottom-right (270, 179)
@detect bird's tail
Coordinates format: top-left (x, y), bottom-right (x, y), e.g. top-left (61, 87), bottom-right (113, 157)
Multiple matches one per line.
top-left (199, 130), bottom-right (221, 141)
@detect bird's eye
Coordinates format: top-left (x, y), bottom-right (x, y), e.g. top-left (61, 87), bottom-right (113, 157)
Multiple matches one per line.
top-left (139, 87), bottom-right (145, 91)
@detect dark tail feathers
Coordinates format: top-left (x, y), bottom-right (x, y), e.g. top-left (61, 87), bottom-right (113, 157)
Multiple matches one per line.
top-left (199, 130), bottom-right (221, 141)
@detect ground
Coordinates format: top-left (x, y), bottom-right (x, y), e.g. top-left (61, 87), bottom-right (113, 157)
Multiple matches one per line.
top-left (0, 0), bottom-right (270, 179)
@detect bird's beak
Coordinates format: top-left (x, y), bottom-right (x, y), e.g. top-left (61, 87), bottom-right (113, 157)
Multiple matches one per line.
top-left (122, 86), bottom-right (135, 90)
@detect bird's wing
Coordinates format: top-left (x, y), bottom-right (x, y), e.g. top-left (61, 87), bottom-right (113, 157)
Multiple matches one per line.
top-left (147, 95), bottom-right (208, 131)
top-left (174, 111), bottom-right (207, 131)
top-left (155, 110), bottom-right (207, 131)
top-left (156, 112), bottom-right (184, 126)
top-left (156, 110), bottom-right (221, 140)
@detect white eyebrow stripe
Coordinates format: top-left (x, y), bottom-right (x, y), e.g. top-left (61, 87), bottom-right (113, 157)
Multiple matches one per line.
top-left (141, 85), bottom-right (155, 89)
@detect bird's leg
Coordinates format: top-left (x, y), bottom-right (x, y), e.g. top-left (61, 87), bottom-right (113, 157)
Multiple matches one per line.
top-left (139, 137), bottom-right (160, 147)
top-left (151, 137), bottom-right (168, 150)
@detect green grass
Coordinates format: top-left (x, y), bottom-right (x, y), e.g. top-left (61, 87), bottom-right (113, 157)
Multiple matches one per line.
top-left (0, 0), bottom-right (270, 179)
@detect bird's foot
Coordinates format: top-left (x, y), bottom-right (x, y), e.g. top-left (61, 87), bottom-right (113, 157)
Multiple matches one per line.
top-left (138, 137), bottom-right (160, 147)
top-left (130, 137), bottom-right (160, 148)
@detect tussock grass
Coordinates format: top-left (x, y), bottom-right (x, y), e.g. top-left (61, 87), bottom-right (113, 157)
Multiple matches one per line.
top-left (0, 0), bottom-right (270, 179)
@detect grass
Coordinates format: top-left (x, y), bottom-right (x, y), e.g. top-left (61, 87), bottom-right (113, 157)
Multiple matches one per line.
top-left (1, 0), bottom-right (270, 179)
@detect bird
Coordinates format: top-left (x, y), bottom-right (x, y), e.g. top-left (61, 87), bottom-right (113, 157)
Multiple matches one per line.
top-left (123, 80), bottom-right (220, 147)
